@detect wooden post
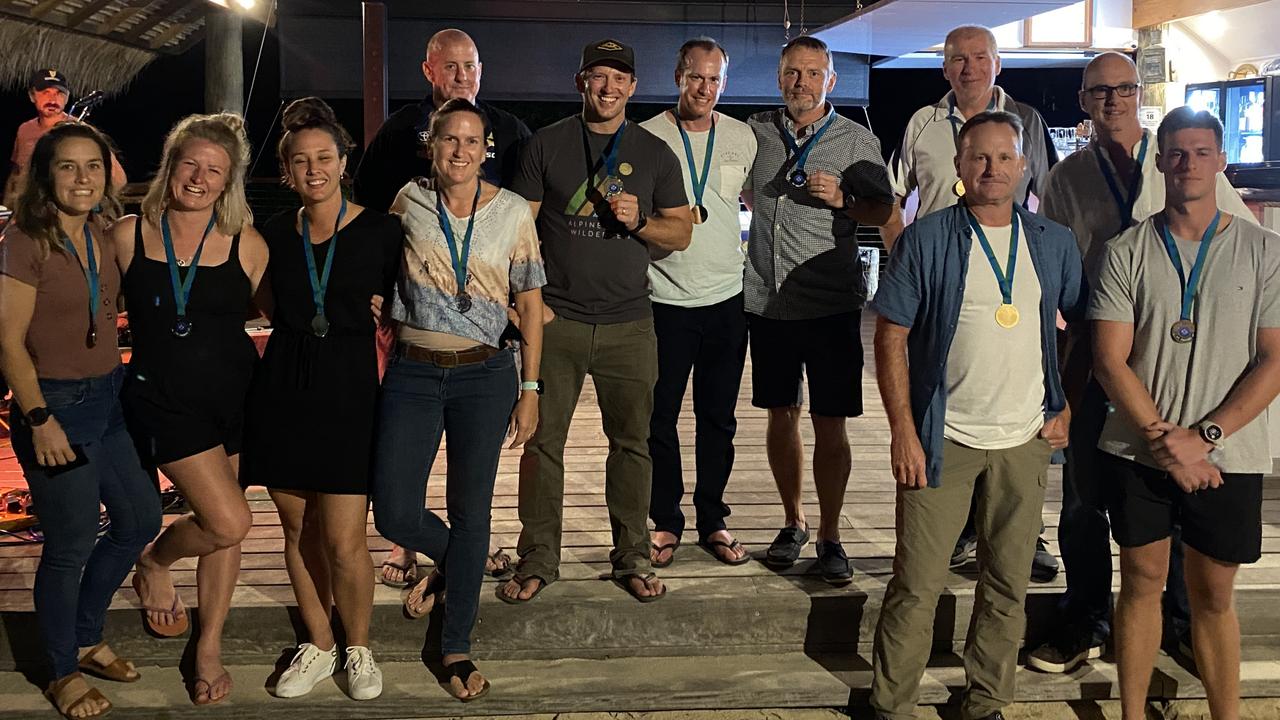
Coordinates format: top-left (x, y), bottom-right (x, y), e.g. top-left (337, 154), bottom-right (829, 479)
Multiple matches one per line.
top-left (204, 6), bottom-right (244, 114)
top-left (362, 2), bottom-right (388, 149)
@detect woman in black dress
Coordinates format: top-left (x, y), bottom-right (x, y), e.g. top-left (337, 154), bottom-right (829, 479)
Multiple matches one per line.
top-left (240, 98), bottom-right (401, 701)
top-left (109, 113), bottom-right (269, 706)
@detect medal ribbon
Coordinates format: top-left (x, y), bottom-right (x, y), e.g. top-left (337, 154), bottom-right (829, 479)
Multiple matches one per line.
top-left (946, 93), bottom-right (999, 152)
top-left (782, 112), bottom-right (836, 177)
top-left (436, 182), bottom-right (482, 298)
top-left (1094, 133), bottom-right (1149, 235)
top-left (301, 197), bottom-right (347, 321)
top-left (1160, 211), bottom-right (1221, 323)
top-left (61, 223), bottom-right (99, 338)
top-left (965, 209), bottom-right (1020, 305)
top-left (579, 117), bottom-right (627, 184)
top-left (675, 109), bottom-right (716, 210)
top-left (160, 212), bottom-right (218, 318)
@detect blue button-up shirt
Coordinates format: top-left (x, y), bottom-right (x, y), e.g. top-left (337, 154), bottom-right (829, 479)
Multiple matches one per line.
top-left (868, 203), bottom-right (1087, 487)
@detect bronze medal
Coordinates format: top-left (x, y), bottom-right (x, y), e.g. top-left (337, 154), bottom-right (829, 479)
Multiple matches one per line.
top-left (1170, 319), bottom-right (1196, 344)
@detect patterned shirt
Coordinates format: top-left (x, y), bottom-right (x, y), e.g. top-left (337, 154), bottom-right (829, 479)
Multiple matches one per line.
top-left (390, 183), bottom-right (546, 348)
top-left (744, 105), bottom-right (894, 320)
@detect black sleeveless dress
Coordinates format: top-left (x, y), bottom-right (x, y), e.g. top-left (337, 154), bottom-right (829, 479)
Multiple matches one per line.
top-left (239, 209), bottom-right (403, 494)
top-left (121, 219), bottom-right (257, 466)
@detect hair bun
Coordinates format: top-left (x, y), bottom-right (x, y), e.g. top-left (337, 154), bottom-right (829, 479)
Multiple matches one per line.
top-left (282, 97), bottom-right (338, 133)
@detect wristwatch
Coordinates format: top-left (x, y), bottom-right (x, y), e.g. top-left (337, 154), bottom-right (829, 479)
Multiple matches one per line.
top-left (1195, 421), bottom-right (1224, 449)
top-left (520, 379), bottom-right (544, 395)
top-left (26, 407), bottom-right (51, 427)
top-left (631, 209), bottom-right (648, 235)
top-left (842, 192), bottom-right (857, 210)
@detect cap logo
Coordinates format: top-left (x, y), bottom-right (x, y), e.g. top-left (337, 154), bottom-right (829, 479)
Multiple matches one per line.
top-left (597, 41), bottom-right (623, 52)
top-left (47, 69), bottom-right (58, 78)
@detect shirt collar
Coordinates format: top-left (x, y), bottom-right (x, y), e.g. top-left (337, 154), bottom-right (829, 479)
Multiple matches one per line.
top-left (780, 103), bottom-right (835, 137)
top-left (935, 86), bottom-right (1008, 120)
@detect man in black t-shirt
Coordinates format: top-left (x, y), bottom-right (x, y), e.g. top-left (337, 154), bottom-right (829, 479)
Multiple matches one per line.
top-left (353, 28), bottom-right (532, 213)
top-left (500, 39), bottom-right (692, 604)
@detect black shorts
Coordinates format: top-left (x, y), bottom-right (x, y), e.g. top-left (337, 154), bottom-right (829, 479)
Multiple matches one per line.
top-left (1102, 453), bottom-right (1262, 565)
top-left (746, 311), bottom-right (863, 418)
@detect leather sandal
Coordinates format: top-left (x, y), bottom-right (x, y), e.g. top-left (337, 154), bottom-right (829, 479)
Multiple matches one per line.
top-left (77, 642), bottom-right (140, 683)
top-left (45, 672), bottom-right (112, 719)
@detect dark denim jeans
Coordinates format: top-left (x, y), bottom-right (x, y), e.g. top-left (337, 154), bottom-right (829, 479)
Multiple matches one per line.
top-left (370, 349), bottom-right (517, 656)
top-left (10, 365), bottom-right (162, 680)
top-left (648, 294), bottom-right (748, 542)
top-left (1058, 379), bottom-right (1190, 642)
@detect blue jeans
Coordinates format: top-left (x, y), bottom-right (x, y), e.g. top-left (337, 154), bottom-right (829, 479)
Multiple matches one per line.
top-left (10, 365), bottom-right (163, 679)
top-left (370, 349), bottom-right (517, 656)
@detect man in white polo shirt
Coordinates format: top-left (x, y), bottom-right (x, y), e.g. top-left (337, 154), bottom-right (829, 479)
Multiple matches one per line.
top-left (640, 38), bottom-right (757, 568)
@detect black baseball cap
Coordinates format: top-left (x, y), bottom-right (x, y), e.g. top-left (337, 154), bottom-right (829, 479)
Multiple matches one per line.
top-left (579, 39), bottom-right (635, 74)
top-left (30, 68), bottom-right (69, 93)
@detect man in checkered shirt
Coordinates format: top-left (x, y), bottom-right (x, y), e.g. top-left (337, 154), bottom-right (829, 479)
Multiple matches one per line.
top-left (743, 35), bottom-right (895, 585)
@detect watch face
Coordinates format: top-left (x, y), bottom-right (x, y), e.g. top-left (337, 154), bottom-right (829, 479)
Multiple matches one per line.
top-left (1205, 424), bottom-right (1223, 442)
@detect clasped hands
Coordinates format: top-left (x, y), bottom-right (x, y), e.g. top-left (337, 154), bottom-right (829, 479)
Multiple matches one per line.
top-left (1143, 420), bottom-right (1221, 493)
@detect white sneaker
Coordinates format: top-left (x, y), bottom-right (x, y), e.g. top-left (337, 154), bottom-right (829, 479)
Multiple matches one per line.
top-left (345, 646), bottom-right (383, 700)
top-left (274, 642), bottom-right (338, 698)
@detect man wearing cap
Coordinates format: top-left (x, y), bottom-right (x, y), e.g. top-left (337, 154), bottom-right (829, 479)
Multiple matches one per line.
top-left (888, 25), bottom-right (1058, 579)
top-left (501, 39), bottom-right (691, 603)
top-left (745, 36), bottom-right (894, 585)
top-left (354, 28), bottom-right (532, 213)
top-left (5, 69), bottom-right (126, 206)
top-left (639, 38), bottom-right (757, 568)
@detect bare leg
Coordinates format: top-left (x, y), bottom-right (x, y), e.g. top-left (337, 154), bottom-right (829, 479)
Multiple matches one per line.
top-left (810, 414), bottom-right (851, 543)
top-left (1184, 545), bottom-right (1241, 720)
top-left (271, 490), bottom-right (334, 650)
top-left (765, 407), bottom-right (806, 529)
top-left (316, 493), bottom-right (374, 648)
top-left (1115, 539), bottom-right (1171, 720)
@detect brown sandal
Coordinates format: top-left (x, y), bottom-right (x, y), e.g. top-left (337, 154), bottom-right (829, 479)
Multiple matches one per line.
top-left (45, 672), bottom-right (112, 719)
top-left (404, 569), bottom-right (445, 619)
top-left (77, 642), bottom-right (140, 683)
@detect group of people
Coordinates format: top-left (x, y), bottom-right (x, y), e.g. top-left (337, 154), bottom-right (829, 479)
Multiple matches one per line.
top-left (0, 21), bottom-right (1271, 720)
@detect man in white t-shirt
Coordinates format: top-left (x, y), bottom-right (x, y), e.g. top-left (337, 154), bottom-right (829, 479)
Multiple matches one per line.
top-left (640, 38), bottom-right (757, 568)
top-left (868, 111), bottom-right (1086, 720)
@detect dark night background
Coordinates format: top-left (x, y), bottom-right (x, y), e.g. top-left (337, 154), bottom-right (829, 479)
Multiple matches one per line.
top-left (1, 22), bottom-right (1090, 192)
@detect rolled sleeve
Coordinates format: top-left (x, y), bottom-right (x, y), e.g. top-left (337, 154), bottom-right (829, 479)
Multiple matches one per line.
top-left (868, 224), bottom-right (923, 328)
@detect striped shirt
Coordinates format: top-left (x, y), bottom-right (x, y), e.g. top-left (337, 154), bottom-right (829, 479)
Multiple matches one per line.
top-left (744, 105), bottom-right (893, 320)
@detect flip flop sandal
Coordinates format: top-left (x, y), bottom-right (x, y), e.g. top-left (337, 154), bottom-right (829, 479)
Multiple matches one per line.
top-left (404, 570), bottom-right (445, 619)
top-left (379, 555), bottom-right (419, 589)
top-left (486, 548), bottom-right (514, 578)
top-left (444, 659), bottom-right (490, 703)
top-left (130, 573), bottom-right (189, 637)
top-left (45, 672), bottom-right (112, 719)
top-left (613, 572), bottom-right (667, 603)
top-left (698, 538), bottom-right (752, 566)
top-left (650, 541), bottom-right (680, 569)
top-left (77, 642), bottom-right (141, 683)
top-left (495, 574), bottom-right (545, 605)
top-left (189, 671), bottom-right (232, 706)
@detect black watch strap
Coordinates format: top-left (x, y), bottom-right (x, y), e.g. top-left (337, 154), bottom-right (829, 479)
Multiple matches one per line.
top-left (632, 210), bottom-right (648, 235)
top-left (26, 407), bottom-right (51, 427)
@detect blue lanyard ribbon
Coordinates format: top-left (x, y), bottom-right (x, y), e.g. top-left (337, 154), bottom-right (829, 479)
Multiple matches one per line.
top-left (61, 223), bottom-right (99, 335)
top-left (301, 197), bottom-right (347, 318)
top-left (946, 93), bottom-right (998, 150)
top-left (160, 212), bottom-right (218, 318)
top-left (1161, 211), bottom-right (1221, 322)
top-left (1095, 133), bottom-right (1149, 235)
top-left (675, 110), bottom-right (716, 209)
top-left (580, 117), bottom-right (627, 180)
top-left (436, 182), bottom-right (482, 296)
top-left (965, 208), bottom-right (1020, 304)
top-left (782, 112), bottom-right (836, 175)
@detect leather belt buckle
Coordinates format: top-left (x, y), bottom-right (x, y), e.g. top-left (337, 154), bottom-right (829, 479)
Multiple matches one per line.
top-left (435, 351), bottom-right (460, 369)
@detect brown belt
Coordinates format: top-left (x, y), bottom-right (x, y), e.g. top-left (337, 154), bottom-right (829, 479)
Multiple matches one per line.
top-left (396, 342), bottom-right (500, 368)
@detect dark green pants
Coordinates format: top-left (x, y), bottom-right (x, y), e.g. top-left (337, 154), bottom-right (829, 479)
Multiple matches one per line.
top-left (516, 316), bottom-right (659, 582)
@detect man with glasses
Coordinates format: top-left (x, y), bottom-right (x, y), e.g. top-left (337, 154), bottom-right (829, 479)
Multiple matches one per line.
top-left (1028, 52), bottom-right (1255, 674)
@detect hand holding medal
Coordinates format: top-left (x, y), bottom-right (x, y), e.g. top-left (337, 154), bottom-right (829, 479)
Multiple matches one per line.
top-left (606, 191), bottom-right (643, 231)
top-left (805, 169), bottom-right (845, 209)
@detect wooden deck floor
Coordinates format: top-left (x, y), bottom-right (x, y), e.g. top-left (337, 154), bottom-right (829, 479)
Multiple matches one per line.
top-left (1, 313), bottom-right (1278, 615)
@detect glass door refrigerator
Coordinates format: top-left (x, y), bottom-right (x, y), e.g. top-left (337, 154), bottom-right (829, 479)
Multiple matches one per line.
top-left (1186, 77), bottom-right (1280, 163)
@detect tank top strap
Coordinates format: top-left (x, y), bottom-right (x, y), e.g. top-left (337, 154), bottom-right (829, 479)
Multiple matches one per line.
top-left (133, 216), bottom-right (145, 257)
top-left (229, 231), bottom-right (242, 260)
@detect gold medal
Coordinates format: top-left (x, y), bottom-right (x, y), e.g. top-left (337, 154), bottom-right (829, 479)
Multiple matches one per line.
top-left (619, 162), bottom-right (633, 176)
top-left (995, 303), bottom-right (1020, 328)
top-left (953, 179), bottom-right (965, 196)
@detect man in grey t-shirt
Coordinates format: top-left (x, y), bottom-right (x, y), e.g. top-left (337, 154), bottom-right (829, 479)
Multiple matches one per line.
top-left (1089, 107), bottom-right (1280, 720)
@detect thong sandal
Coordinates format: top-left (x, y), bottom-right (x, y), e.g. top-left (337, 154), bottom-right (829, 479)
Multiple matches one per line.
top-left (189, 671), bottom-right (232, 706)
top-left (443, 659), bottom-right (490, 703)
top-left (45, 672), bottom-right (111, 719)
top-left (379, 554), bottom-right (419, 589)
top-left (78, 642), bottom-right (141, 683)
top-left (650, 540), bottom-right (680, 569)
top-left (404, 570), bottom-right (445, 619)
top-left (698, 538), bottom-right (752, 566)
top-left (613, 572), bottom-right (667, 603)
top-left (486, 548), bottom-right (513, 578)
top-left (495, 574), bottom-right (545, 605)
top-left (130, 573), bottom-right (188, 638)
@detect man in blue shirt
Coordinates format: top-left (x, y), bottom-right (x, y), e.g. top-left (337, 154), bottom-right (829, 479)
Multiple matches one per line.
top-left (867, 111), bottom-right (1086, 720)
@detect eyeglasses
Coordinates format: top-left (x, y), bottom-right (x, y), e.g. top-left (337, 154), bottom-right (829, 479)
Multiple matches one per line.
top-left (1083, 83), bottom-right (1141, 100)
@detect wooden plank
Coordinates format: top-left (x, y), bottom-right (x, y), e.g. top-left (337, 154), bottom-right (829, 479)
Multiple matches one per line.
top-left (116, 0), bottom-right (184, 41)
top-left (95, 0), bottom-right (145, 34)
top-left (27, 0), bottom-right (63, 20)
top-left (64, 0), bottom-right (114, 27)
top-left (1133, 0), bottom-right (1269, 27)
